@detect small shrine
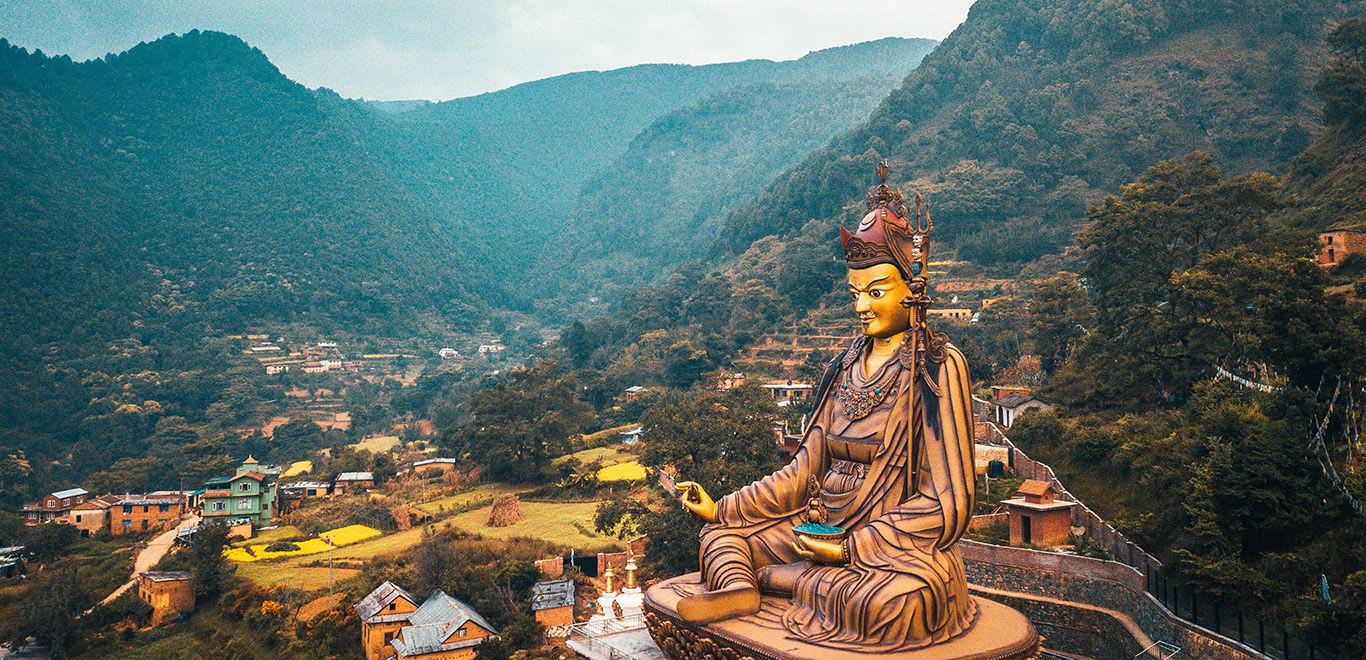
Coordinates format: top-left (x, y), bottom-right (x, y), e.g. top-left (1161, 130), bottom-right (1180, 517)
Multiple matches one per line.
top-left (1001, 479), bottom-right (1075, 547)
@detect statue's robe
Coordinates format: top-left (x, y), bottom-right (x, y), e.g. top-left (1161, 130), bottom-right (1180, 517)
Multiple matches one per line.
top-left (697, 336), bottom-right (977, 651)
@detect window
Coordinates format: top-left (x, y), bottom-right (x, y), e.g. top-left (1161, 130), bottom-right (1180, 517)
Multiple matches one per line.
top-left (237, 498), bottom-right (252, 511)
top-left (123, 520), bottom-right (132, 528)
top-left (159, 504), bottom-right (169, 512)
top-left (62, 498), bottom-right (70, 506)
top-left (388, 603), bottom-right (396, 611)
top-left (239, 482), bottom-right (251, 492)
top-left (141, 520), bottom-right (149, 530)
top-left (212, 501), bottom-right (226, 512)
top-left (143, 505), bottom-right (149, 513)
top-left (123, 505), bottom-right (133, 514)
top-left (458, 629), bottom-right (467, 637)
top-left (383, 631), bottom-right (395, 644)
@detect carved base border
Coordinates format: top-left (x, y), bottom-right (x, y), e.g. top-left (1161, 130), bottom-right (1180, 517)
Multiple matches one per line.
top-left (644, 602), bottom-right (1042, 660)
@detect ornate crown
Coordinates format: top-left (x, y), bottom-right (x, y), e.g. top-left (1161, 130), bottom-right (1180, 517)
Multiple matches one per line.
top-left (840, 162), bottom-right (933, 286)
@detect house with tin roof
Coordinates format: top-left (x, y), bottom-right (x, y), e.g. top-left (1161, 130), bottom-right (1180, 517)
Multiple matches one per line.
top-left (531, 578), bottom-right (576, 627)
top-left (20, 487), bottom-right (89, 525)
top-left (356, 581), bottom-right (498, 660)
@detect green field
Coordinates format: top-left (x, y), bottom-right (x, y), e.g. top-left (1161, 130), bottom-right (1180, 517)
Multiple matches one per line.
top-left (444, 499), bottom-right (611, 551)
top-left (231, 525), bottom-right (303, 548)
top-left (410, 484), bottom-right (523, 517)
top-left (235, 562), bottom-right (360, 590)
top-left (282, 460), bottom-right (313, 477)
top-left (351, 435), bottom-right (401, 452)
top-left (554, 444), bottom-right (636, 467)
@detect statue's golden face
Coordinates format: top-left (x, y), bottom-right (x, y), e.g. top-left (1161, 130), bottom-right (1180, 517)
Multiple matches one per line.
top-left (848, 263), bottom-right (912, 339)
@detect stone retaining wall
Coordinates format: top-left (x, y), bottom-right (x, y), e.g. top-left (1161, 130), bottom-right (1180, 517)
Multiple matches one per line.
top-left (963, 541), bottom-right (1263, 659)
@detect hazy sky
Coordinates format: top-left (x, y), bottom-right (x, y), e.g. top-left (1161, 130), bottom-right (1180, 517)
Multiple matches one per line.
top-left (0, 1), bottom-right (975, 101)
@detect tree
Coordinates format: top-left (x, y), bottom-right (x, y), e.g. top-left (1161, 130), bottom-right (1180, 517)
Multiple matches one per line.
top-left (188, 522), bottom-right (232, 602)
top-left (638, 384), bottom-right (784, 492)
top-left (1318, 18), bottom-right (1366, 131)
top-left (1026, 273), bottom-right (1094, 373)
top-left (449, 361), bottom-right (595, 482)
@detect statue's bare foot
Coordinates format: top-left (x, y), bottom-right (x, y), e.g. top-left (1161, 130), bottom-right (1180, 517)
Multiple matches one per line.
top-left (677, 585), bottom-right (760, 624)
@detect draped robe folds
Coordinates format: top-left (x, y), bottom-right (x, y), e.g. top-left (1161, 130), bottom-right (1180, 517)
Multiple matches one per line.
top-left (696, 338), bottom-right (977, 651)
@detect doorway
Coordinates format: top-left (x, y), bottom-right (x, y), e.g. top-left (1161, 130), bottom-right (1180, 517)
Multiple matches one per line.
top-left (1021, 515), bottom-right (1032, 545)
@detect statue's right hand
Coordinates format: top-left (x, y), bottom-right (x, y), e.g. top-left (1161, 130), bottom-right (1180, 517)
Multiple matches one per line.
top-left (675, 481), bottom-right (718, 523)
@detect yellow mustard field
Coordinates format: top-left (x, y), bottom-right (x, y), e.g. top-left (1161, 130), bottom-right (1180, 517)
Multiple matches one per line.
top-left (223, 524), bottom-right (381, 562)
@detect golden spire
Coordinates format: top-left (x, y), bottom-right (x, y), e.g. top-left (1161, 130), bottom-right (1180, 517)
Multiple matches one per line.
top-left (603, 564), bottom-right (616, 594)
top-left (624, 555), bottom-right (639, 590)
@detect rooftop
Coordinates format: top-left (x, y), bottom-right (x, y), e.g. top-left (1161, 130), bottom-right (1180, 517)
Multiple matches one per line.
top-left (117, 496), bottom-right (184, 506)
top-left (355, 580), bottom-right (416, 622)
top-left (408, 590), bottom-right (496, 633)
top-left (51, 488), bottom-right (89, 499)
top-left (531, 578), bottom-right (576, 611)
top-left (1017, 480), bottom-right (1054, 498)
top-left (335, 471), bottom-right (374, 481)
top-left (139, 571), bottom-right (192, 582)
top-left (281, 481), bottom-right (331, 489)
top-left (995, 392), bottom-right (1040, 408)
top-left (412, 458), bottom-right (458, 467)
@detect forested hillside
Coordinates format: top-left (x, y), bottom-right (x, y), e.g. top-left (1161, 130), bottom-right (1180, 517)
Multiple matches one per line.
top-left (717, 0), bottom-right (1354, 268)
top-left (344, 37), bottom-right (937, 291)
top-left (0, 29), bottom-right (935, 499)
top-left (541, 72), bottom-right (924, 308)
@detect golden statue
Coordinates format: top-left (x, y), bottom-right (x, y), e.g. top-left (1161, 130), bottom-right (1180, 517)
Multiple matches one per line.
top-left (669, 164), bottom-right (979, 652)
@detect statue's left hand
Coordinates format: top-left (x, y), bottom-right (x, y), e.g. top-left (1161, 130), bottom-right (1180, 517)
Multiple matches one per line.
top-left (791, 535), bottom-right (846, 565)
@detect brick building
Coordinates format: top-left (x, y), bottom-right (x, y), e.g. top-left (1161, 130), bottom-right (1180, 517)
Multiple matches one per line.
top-left (69, 495), bottom-right (121, 536)
top-left (1002, 479), bottom-right (1075, 548)
top-left (132, 571), bottom-right (194, 627)
top-left (333, 471), bottom-right (375, 496)
top-left (20, 488), bottom-right (89, 525)
top-left (1317, 229), bottom-right (1366, 266)
top-left (111, 495), bottom-right (185, 535)
top-left (530, 578), bottom-right (576, 627)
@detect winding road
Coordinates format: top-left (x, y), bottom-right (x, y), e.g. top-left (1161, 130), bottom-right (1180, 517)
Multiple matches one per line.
top-left (96, 513), bottom-right (201, 607)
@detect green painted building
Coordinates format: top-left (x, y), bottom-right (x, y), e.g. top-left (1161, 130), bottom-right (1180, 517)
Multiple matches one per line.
top-left (202, 456), bottom-right (281, 526)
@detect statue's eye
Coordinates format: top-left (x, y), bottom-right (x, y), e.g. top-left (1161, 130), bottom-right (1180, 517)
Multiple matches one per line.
top-left (870, 290), bottom-right (884, 298)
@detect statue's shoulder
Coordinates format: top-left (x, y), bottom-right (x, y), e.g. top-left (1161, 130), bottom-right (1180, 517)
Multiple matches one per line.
top-left (839, 335), bottom-right (869, 371)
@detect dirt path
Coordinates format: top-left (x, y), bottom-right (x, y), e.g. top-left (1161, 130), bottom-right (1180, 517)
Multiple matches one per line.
top-left (96, 514), bottom-right (201, 608)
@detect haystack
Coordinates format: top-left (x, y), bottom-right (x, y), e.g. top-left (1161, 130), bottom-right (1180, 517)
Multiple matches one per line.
top-left (487, 494), bottom-right (524, 527)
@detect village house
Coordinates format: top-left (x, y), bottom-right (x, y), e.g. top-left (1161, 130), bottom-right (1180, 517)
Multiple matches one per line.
top-left (69, 494), bottom-right (121, 536)
top-left (130, 571), bottom-right (194, 627)
top-left (109, 494), bottom-right (186, 535)
top-left (202, 456), bottom-right (281, 527)
top-left (333, 471), bottom-right (375, 497)
top-left (1317, 228), bottom-right (1366, 266)
top-left (21, 487), bottom-right (89, 525)
top-left (356, 582), bottom-right (498, 660)
top-left (0, 546), bottom-right (26, 579)
top-left (249, 343), bottom-right (281, 353)
top-left (928, 307), bottom-right (973, 322)
top-left (716, 371), bottom-right (746, 390)
top-left (622, 385), bottom-right (649, 403)
top-left (618, 426), bottom-right (643, 444)
top-left (411, 458), bottom-right (458, 477)
top-left (989, 386), bottom-right (1054, 428)
top-left (280, 480), bottom-right (331, 502)
top-left (762, 381), bottom-right (813, 407)
top-left (530, 578), bottom-right (576, 627)
top-left (266, 364), bottom-right (290, 375)
top-left (1002, 479), bottom-right (1075, 548)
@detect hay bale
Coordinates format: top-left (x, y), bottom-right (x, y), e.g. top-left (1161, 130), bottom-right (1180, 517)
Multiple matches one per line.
top-left (487, 494), bottom-right (524, 527)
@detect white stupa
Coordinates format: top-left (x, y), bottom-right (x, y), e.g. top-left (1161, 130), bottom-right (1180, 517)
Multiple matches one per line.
top-left (590, 555), bottom-right (644, 623)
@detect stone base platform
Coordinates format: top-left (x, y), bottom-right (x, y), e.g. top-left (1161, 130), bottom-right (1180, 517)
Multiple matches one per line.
top-left (643, 573), bottom-right (1040, 660)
